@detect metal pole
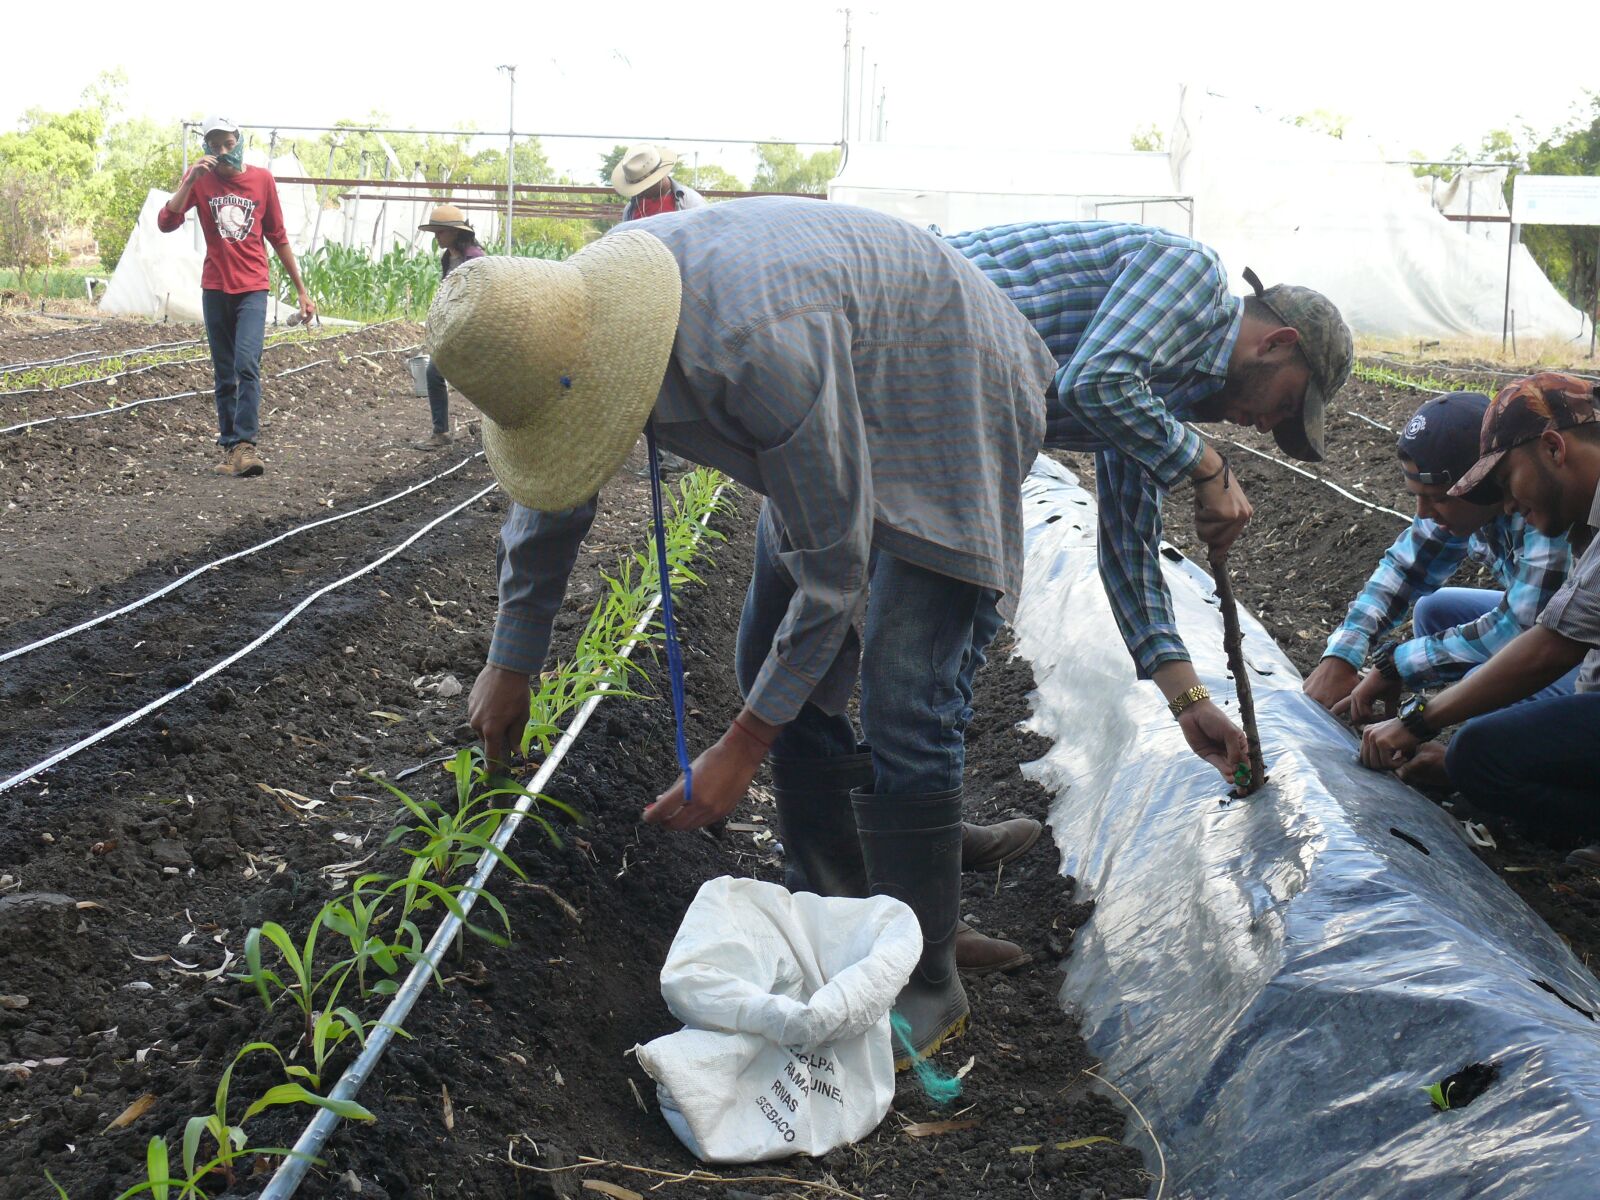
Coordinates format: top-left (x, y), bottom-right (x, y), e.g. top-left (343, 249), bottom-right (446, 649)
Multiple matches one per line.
top-left (857, 46), bottom-right (867, 141)
top-left (1503, 221), bottom-right (1517, 353)
top-left (499, 65), bottom-right (517, 254)
top-left (307, 141), bottom-right (336, 258)
top-left (869, 64), bottom-right (878, 139)
top-left (840, 8), bottom-right (852, 147)
top-left (1591, 229), bottom-right (1598, 359)
top-left (374, 157), bottom-right (391, 254)
top-left (347, 150), bottom-right (368, 249)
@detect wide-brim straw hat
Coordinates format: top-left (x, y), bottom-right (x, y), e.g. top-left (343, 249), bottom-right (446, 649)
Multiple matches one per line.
top-left (611, 144), bottom-right (679, 199)
top-left (426, 230), bottom-right (682, 511)
top-left (419, 203), bottom-right (475, 235)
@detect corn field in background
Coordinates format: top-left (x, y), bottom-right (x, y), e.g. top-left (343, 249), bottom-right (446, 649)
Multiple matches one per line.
top-left (272, 237), bottom-right (574, 323)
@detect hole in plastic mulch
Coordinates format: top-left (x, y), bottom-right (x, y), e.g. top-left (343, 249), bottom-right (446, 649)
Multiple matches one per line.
top-left (1531, 978), bottom-right (1598, 1021)
top-left (1390, 828), bottom-right (1431, 855)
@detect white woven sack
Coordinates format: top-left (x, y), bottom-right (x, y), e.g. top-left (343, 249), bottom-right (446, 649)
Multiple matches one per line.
top-left (635, 876), bottom-right (920, 1162)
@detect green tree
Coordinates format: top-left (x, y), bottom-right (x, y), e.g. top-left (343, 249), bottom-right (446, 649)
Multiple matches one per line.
top-left (752, 144), bottom-right (841, 195)
top-left (1289, 109), bottom-right (1350, 140)
top-left (1129, 123), bottom-right (1165, 152)
top-left (95, 141), bottom-right (184, 270)
top-left (684, 163), bottom-right (743, 192)
top-left (598, 144), bottom-right (630, 187)
top-left (0, 105), bottom-right (103, 227)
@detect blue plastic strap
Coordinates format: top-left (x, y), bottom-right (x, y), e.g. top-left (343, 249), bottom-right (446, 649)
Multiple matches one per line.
top-left (645, 421), bottom-right (692, 808)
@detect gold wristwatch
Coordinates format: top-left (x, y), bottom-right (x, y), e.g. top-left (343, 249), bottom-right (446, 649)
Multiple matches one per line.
top-left (1169, 684), bottom-right (1210, 719)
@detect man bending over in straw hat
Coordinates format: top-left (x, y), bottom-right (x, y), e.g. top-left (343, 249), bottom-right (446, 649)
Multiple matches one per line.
top-left (439, 197), bottom-right (1056, 1065)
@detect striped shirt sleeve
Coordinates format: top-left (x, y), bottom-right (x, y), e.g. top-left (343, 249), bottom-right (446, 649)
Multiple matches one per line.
top-left (488, 499), bottom-right (599, 675)
top-left (1322, 520), bottom-right (1468, 669)
top-left (1392, 522), bottom-right (1571, 685)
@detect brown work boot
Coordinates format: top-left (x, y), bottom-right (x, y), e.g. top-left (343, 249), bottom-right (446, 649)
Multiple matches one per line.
top-left (234, 442), bottom-right (264, 477)
top-left (212, 445), bottom-right (240, 475)
top-left (411, 430), bottom-right (452, 449)
top-left (956, 919), bottom-right (1030, 974)
top-left (961, 818), bottom-right (1043, 872)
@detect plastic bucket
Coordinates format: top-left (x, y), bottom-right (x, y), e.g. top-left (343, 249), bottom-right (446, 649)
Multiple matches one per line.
top-left (407, 353), bottom-right (431, 398)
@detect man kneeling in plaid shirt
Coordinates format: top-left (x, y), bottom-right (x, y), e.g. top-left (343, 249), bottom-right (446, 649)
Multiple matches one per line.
top-left (1304, 391), bottom-right (1573, 784)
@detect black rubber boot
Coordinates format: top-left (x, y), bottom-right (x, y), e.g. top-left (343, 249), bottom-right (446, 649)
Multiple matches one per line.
top-left (770, 747), bottom-right (873, 897)
top-left (852, 787), bottom-right (969, 1068)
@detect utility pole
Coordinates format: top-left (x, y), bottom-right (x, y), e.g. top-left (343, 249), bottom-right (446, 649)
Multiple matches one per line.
top-left (498, 64), bottom-right (517, 254)
top-left (839, 9), bottom-right (852, 147)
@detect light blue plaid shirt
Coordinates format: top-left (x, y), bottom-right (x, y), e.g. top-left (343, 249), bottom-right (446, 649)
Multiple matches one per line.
top-left (1324, 513), bottom-right (1570, 685)
top-left (949, 221), bottom-right (1241, 677)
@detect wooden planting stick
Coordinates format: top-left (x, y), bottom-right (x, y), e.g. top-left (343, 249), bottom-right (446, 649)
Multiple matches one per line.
top-left (1210, 550), bottom-right (1268, 796)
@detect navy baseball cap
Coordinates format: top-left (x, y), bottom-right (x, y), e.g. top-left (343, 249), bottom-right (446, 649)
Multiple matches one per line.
top-left (1396, 392), bottom-right (1499, 502)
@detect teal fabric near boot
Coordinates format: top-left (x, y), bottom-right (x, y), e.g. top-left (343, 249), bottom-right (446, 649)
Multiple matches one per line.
top-left (852, 786), bottom-right (969, 1066)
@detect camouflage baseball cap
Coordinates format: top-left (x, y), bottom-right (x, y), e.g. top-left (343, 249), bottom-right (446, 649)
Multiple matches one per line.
top-left (1242, 267), bottom-right (1353, 463)
top-left (1450, 372), bottom-right (1600, 496)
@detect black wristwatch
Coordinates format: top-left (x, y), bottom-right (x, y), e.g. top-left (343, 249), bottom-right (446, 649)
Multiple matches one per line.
top-left (1399, 697), bottom-right (1435, 742)
top-left (1372, 640), bottom-right (1402, 685)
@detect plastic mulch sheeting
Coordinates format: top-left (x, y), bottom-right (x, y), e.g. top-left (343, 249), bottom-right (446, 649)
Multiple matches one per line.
top-left (1014, 455), bottom-right (1600, 1199)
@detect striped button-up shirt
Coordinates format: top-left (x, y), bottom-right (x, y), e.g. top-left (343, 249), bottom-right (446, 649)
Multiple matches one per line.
top-left (1324, 513), bottom-right (1571, 686)
top-left (949, 221), bottom-right (1240, 678)
top-left (492, 198), bottom-right (1055, 724)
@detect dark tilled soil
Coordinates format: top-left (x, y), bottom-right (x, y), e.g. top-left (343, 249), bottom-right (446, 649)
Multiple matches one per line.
top-left (1063, 364), bottom-right (1600, 984)
top-left (3, 345), bottom-right (1144, 1200)
top-left (0, 317), bottom-right (211, 372)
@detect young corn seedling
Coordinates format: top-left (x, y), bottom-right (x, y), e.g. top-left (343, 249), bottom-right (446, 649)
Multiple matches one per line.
top-left (47, 1135), bottom-right (204, 1200)
top-left (181, 1042), bottom-right (372, 1189)
top-left (235, 911), bottom-right (351, 1048)
top-left (1424, 1080), bottom-right (1456, 1111)
top-left (320, 872), bottom-right (421, 999)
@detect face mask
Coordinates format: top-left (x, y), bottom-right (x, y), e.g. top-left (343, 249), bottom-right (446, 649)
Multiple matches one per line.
top-left (211, 142), bottom-right (244, 171)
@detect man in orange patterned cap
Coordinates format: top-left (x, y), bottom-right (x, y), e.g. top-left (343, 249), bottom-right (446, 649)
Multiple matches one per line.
top-left (1360, 373), bottom-right (1600, 866)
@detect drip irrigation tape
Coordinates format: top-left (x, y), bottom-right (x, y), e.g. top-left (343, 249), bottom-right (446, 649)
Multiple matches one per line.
top-left (259, 481), bottom-right (730, 1200)
top-left (1347, 410), bottom-right (1395, 433)
top-left (1226, 440), bottom-right (1411, 525)
top-left (0, 319), bottom-right (411, 399)
top-left (0, 336), bottom-right (206, 375)
top-left (0, 346), bottom-right (419, 434)
top-left (0, 452), bottom-right (485, 666)
top-left (0, 478), bottom-right (499, 796)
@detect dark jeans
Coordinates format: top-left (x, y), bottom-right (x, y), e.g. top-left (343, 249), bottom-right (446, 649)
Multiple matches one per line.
top-left (425, 361), bottom-right (449, 435)
top-left (734, 505), bottom-right (1005, 795)
top-left (1414, 587), bottom-right (1579, 699)
top-left (1446, 692), bottom-right (1600, 837)
top-left (201, 289), bottom-right (267, 448)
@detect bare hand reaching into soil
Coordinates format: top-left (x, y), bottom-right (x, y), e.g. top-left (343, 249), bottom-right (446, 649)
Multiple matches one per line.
top-left (468, 664), bottom-right (531, 772)
top-left (1333, 668), bottom-right (1402, 725)
top-left (644, 709), bottom-right (779, 831)
top-left (1303, 656), bottom-right (1359, 709)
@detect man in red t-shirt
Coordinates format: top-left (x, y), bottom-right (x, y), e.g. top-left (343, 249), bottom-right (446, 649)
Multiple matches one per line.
top-left (158, 116), bottom-right (315, 477)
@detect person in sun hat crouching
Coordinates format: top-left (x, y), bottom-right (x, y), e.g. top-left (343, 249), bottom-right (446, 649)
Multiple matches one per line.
top-left (1361, 374), bottom-right (1600, 868)
top-left (439, 196), bottom-right (1056, 1066)
top-left (157, 116), bottom-right (316, 478)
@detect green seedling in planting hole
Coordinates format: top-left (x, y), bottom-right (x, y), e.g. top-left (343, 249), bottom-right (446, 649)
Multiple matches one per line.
top-left (320, 872), bottom-right (424, 999)
top-left (182, 1042), bottom-right (372, 1188)
top-left (48, 1136), bottom-right (193, 1200)
top-left (1424, 1079), bottom-right (1462, 1111)
top-left (235, 911), bottom-right (350, 1046)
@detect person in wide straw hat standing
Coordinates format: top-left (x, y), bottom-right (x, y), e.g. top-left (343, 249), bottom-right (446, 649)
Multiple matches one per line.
top-left (413, 204), bottom-right (485, 448)
top-left (441, 196), bottom-right (1055, 1066)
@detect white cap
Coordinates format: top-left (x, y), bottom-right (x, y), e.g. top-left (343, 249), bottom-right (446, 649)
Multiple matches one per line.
top-left (199, 115), bottom-right (240, 139)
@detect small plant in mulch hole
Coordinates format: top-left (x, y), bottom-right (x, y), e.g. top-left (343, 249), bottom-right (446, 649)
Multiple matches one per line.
top-left (1423, 1061), bottom-right (1500, 1112)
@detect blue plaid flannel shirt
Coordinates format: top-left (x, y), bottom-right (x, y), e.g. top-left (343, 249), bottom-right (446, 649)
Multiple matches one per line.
top-left (1323, 513), bottom-right (1570, 686)
top-left (950, 221), bottom-right (1240, 677)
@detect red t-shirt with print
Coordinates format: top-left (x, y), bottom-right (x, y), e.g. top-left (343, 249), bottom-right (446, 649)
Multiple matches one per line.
top-left (156, 166), bottom-right (288, 294)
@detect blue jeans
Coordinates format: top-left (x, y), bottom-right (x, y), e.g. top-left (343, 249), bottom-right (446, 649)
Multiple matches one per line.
top-left (202, 289), bottom-right (267, 447)
top-left (1414, 587), bottom-right (1579, 700)
top-left (425, 361), bottom-right (449, 434)
top-left (735, 506), bottom-right (1004, 795)
top-left (1445, 692), bottom-right (1600, 837)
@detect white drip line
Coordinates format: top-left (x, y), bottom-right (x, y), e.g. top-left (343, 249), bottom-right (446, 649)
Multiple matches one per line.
top-left (1227, 440), bottom-right (1411, 526)
top-left (0, 336), bottom-right (206, 376)
top-left (0, 452), bottom-right (485, 666)
top-left (259, 482), bottom-right (730, 1200)
top-left (1364, 355), bottom-right (1600, 387)
top-left (0, 479), bottom-right (500, 796)
top-left (0, 318), bottom-right (410, 399)
top-left (0, 345), bottom-right (420, 435)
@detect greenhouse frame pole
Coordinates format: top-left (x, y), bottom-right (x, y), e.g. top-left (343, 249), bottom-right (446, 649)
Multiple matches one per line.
top-left (500, 65), bottom-right (517, 254)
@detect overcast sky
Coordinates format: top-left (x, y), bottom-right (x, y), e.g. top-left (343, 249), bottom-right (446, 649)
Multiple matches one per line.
top-left (5, 0), bottom-right (1597, 183)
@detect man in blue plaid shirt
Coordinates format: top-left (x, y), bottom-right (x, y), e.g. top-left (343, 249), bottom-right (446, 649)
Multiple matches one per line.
top-left (1303, 391), bottom-right (1573, 779)
top-left (952, 222), bottom-right (1352, 782)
